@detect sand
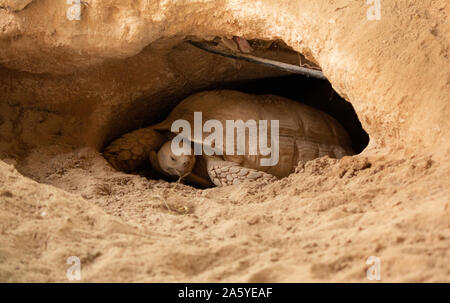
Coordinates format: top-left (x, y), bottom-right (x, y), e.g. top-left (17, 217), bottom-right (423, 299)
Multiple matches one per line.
top-left (0, 144), bottom-right (447, 282)
top-left (0, 0), bottom-right (449, 282)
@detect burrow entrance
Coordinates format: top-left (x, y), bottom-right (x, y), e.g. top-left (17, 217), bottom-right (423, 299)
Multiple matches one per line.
top-left (102, 38), bottom-right (369, 186)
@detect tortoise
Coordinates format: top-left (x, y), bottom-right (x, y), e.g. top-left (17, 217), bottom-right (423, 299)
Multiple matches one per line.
top-left (103, 90), bottom-right (354, 187)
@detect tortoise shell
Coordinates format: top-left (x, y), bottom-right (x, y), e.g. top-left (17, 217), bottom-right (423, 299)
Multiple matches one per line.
top-left (153, 90), bottom-right (353, 178)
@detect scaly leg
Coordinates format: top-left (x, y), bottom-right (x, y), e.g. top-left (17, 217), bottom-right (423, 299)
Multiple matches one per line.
top-left (103, 127), bottom-right (166, 173)
top-left (205, 157), bottom-right (277, 187)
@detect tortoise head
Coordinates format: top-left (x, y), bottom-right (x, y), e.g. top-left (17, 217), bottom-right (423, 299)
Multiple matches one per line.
top-left (155, 140), bottom-right (196, 179)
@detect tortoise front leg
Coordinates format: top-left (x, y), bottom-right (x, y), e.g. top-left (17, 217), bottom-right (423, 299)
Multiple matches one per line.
top-left (103, 127), bottom-right (166, 173)
top-left (205, 157), bottom-right (277, 187)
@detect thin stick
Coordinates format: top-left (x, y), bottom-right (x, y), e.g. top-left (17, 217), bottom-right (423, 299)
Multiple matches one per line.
top-left (188, 40), bottom-right (327, 80)
top-left (152, 194), bottom-right (172, 212)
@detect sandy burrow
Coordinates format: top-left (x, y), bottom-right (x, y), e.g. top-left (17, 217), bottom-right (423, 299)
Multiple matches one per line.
top-left (0, 144), bottom-right (448, 282)
top-left (0, 0), bottom-right (449, 151)
top-left (0, 0), bottom-right (449, 282)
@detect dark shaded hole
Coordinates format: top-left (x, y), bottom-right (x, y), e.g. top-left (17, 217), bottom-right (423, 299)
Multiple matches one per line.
top-left (104, 38), bottom-right (369, 187)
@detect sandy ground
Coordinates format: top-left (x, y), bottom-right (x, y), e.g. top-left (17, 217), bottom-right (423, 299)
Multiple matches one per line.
top-left (0, 144), bottom-right (448, 282)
